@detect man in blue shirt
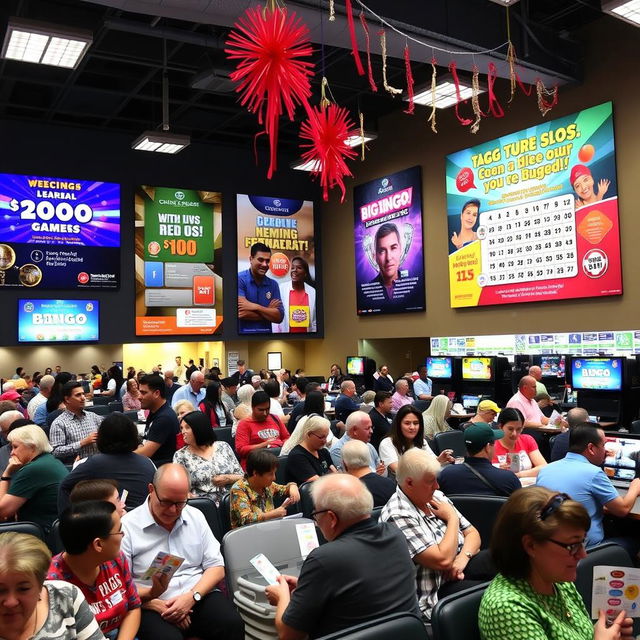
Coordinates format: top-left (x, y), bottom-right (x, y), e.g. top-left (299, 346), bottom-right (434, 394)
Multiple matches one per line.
top-left (537, 423), bottom-right (640, 556)
top-left (171, 371), bottom-right (205, 409)
top-left (334, 380), bottom-right (361, 425)
top-left (237, 242), bottom-right (284, 334)
top-left (413, 365), bottom-right (433, 401)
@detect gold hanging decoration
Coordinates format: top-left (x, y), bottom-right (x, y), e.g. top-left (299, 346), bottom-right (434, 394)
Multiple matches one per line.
top-left (470, 65), bottom-right (482, 134)
top-left (379, 30), bottom-right (403, 96)
top-left (328, 0), bottom-right (335, 21)
top-left (427, 58), bottom-right (438, 133)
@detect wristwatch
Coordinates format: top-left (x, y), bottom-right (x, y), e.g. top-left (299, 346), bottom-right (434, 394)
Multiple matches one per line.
top-left (192, 591), bottom-right (202, 602)
top-left (464, 551), bottom-right (473, 559)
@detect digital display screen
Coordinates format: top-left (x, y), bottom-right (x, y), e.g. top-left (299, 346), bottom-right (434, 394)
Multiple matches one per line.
top-left (462, 357), bottom-right (493, 381)
top-left (346, 357), bottom-right (365, 376)
top-left (571, 357), bottom-right (623, 391)
top-left (18, 299), bottom-right (99, 342)
top-left (427, 357), bottom-right (453, 379)
top-left (540, 355), bottom-right (566, 378)
top-left (462, 394), bottom-right (481, 410)
top-left (603, 435), bottom-right (640, 482)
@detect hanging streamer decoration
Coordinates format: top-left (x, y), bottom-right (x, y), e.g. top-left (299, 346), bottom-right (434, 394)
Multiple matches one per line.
top-left (470, 64), bottom-right (486, 134)
top-left (345, 0), bottom-right (365, 75)
top-left (359, 11), bottom-right (377, 92)
top-left (225, 6), bottom-right (314, 178)
top-left (427, 57), bottom-right (438, 133)
top-left (403, 43), bottom-right (415, 115)
top-left (536, 80), bottom-right (559, 117)
top-left (486, 63), bottom-right (505, 118)
top-left (379, 30), bottom-right (403, 96)
top-left (448, 61), bottom-right (473, 126)
top-left (359, 111), bottom-right (366, 161)
top-left (328, 0), bottom-right (335, 21)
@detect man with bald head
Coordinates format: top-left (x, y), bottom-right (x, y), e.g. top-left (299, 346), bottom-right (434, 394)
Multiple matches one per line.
top-left (334, 379), bottom-right (360, 425)
top-left (329, 411), bottom-right (385, 475)
top-left (550, 406), bottom-right (591, 462)
top-left (170, 370), bottom-right (205, 409)
top-left (121, 464), bottom-right (243, 640)
top-left (266, 473), bottom-right (419, 639)
top-left (391, 378), bottom-right (412, 412)
top-left (506, 375), bottom-right (551, 428)
top-left (528, 365), bottom-right (549, 397)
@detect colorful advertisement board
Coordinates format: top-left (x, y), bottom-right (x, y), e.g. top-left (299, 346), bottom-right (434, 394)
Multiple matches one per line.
top-left (446, 102), bottom-right (621, 308)
top-left (426, 357), bottom-right (453, 379)
top-left (236, 195), bottom-right (316, 335)
top-left (353, 166), bottom-right (425, 315)
top-left (571, 357), bottom-right (623, 391)
top-left (135, 186), bottom-right (223, 336)
top-left (18, 299), bottom-right (99, 342)
top-left (0, 173), bottom-right (120, 289)
top-left (462, 357), bottom-right (493, 380)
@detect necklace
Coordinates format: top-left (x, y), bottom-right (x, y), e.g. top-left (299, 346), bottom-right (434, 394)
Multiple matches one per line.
top-left (538, 585), bottom-right (572, 621)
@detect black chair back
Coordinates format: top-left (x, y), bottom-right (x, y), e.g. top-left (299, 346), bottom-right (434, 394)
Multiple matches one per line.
top-left (447, 495), bottom-right (508, 549)
top-left (187, 497), bottom-right (223, 542)
top-left (86, 405), bottom-right (109, 416)
top-left (214, 426), bottom-right (235, 453)
top-left (275, 455), bottom-right (288, 484)
top-left (92, 396), bottom-right (110, 406)
top-left (47, 519), bottom-right (63, 554)
top-left (316, 612), bottom-right (427, 640)
top-left (299, 481), bottom-right (314, 518)
top-left (432, 430), bottom-right (466, 457)
top-left (219, 492), bottom-right (232, 539)
top-left (108, 401), bottom-right (123, 413)
top-left (124, 410), bottom-right (139, 422)
top-left (631, 420), bottom-right (640, 434)
top-left (0, 521), bottom-right (45, 541)
top-left (431, 582), bottom-right (489, 640)
top-left (413, 400), bottom-right (430, 413)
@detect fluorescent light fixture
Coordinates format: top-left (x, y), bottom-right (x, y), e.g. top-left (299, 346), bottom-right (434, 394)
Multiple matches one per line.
top-left (131, 131), bottom-right (190, 154)
top-left (409, 76), bottom-right (484, 109)
top-left (291, 159), bottom-right (322, 172)
top-left (1, 18), bottom-right (92, 68)
top-left (486, 0), bottom-right (520, 5)
top-left (344, 131), bottom-right (377, 147)
top-left (603, 0), bottom-right (640, 26)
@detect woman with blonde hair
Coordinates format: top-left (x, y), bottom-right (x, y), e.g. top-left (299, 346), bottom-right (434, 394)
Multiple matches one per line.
top-left (0, 532), bottom-right (104, 640)
top-left (285, 415), bottom-right (337, 484)
top-left (422, 394), bottom-right (453, 439)
top-left (173, 399), bottom-right (195, 421)
top-left (232, 383), bottom-right (255, 434)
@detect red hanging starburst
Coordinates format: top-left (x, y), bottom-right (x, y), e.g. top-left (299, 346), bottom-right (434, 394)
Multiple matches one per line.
top-left (299, 103), bottom-right (358, 202)
top-left (225, 7), bottom-right (314, 178)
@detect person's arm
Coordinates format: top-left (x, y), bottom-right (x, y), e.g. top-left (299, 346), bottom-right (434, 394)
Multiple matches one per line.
top-left (50, 422), bottom-right (95, 460)
top-left (412, 498), bottom-right (460, 572)
top-left (268, 576), bottom-right (306, 640)
top-left (447, 525), bottom-right (481, 580)
top-left (0, 460), bottom-right (27, 519)
top-left (136, 440), bottom-right (161, 458)
top-left (237, 296), bottom-right (284, 322)
top-left (516, 448), bottom-right (547, 478)
top-left (161, 566), bottom-right (225, 623)
top-left (605, 478), bottom-right (640, 517)
top-left (230, 485), bottom-right (287, 527)
top-left (235, 422), bottom-right (274, 457)
top-left (116, 608), bottom-right (141, 640)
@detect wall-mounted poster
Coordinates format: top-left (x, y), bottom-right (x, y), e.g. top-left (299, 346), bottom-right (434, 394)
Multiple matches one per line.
top-left (18, 299), bottom-right (99, 343)
top-left (0, 173), bottom-right (120, 289)
top-left (236, 195), bottom-right (317, 335)
top-left (446, 102), bottom-right (621, 308)
top-left (135, 186), bottom-right (223, 336)
top-left (353, 166), bottom-right (425, 315)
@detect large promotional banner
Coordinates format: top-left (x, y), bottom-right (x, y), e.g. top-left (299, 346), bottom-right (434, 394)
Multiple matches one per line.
top-left (18, 299), bottom-right (100, 343)
top-left (353, 166), bottom-right (425, 315)
top-left (135, 186), bottom-right (223, 336)
top-left (0, 173), bottom-right (120, 289)
top-left (446, 102), bottom-right (621, 308)
top-left (237, 195), bottom-right (316, 335)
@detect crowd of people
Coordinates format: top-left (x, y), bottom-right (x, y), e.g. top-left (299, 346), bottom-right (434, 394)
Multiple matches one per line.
top-left (0, 359), bottom-right (636, 640)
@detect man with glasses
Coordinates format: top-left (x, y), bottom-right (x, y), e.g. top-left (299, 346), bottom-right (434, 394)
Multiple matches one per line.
top-left (329, 411), bottom-right (385, 475)
top-left (537, 423), bottom-right (640, 557)
top-left (121, 464), bottom-right (244, 640)
top-left (265, 474), bottom-right (419, 638)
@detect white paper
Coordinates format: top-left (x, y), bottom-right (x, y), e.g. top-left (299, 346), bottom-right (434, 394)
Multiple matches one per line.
top-left (249, 553), bottom-right (281, 585)
top-left (296, 522), bottom-right (319, 559)
top-left (592, 565), bottom-right (640, 619)
top-left (549, 410), bottom-right (563, 426)
top-left (142, 551), bottom-right (184, 581)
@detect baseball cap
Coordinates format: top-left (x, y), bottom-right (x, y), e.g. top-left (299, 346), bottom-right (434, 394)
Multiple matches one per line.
top-left (0, 390), bottom-right (21, 402)
top-left (570, 164), bottom-right (591, 186)
top-left (478, 399), bottom-right (500, 414)
top-left (464, 422), bottom-right (504, 451)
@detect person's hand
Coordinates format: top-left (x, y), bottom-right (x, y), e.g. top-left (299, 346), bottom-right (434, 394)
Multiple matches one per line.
top-left (176, 614), bottom-right (191, 630)
top-left (268, 298), bottom-right (282, 308)
top-left (287, 485), bottom-right (300, 504)
top-left (429, 497), bottom-right (458, 524)
top-left (451, 232), bottom-right (462, 249)
top-left (143, 599), bottom-right (168, 615)
top-left (437, 449), bottom-right (455, 465)
top-left (5, 455), bottom-right (23, 475)
top-left (376, 460), bottom-right (386, 476)
top-left (237, 296), bottom-right (256, 317)
top-left (594, 609), bottom-right (633, 639)
top-left (262, 437), bottom-right (277, 448)
top-left (212, 474), bottom-right (229, 487)
top-left (265, 575), bottom-right (296, 605)
top-left (597, 179), bottom-right (611, 200)
top-left (161, 592), bottom-right (194, 623)
top-left (270, 505), bottom-right (288, 519)
top-left (149, 572), bottom-right (169, 599)
top-left (444, 554), bottom-right (469, 581)
top-left (80, 432), bottom-right (98, 447)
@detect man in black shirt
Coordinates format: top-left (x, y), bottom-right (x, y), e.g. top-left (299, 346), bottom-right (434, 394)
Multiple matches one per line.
top-left (438, 423), bottom-right (520, 497)
top-left (343, 440), bottom-right (395, 507)
top-left (369, 391), bottom-right (393, 451)
top-left (136, 374), bottom-right (179, 467)
top-left (334, 380), bottom-right (360, 425)
top-left (163, 369), bottom-right (181, 404)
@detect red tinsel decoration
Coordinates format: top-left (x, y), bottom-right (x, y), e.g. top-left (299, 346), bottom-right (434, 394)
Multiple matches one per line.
top-left (225, 7), bottom-right (314, 178)
top-left (359, 11), bottom-right (377, 92)
top-left (487, 63), bottom-right (505, 118)
top-left (299, 104), bottom-right (358, 202)
top-left (345, 0), bottom-right (365, 76)
top-left (403, 44), bottom-right (415, 115)
top-left (448, 61), bottom-right (473, 126)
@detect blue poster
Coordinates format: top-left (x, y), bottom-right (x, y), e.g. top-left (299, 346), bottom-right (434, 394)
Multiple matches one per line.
top-left (18, 299), bottom-right (100, 342)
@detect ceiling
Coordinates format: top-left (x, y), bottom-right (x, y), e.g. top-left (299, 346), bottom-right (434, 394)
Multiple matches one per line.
top-left (0, 0), bottom-right (605, 152)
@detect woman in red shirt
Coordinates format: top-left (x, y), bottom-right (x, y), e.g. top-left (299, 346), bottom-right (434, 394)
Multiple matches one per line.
top-left (272, 256), bottom-right (317, 333)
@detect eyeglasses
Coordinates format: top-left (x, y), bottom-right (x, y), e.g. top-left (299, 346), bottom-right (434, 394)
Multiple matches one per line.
top-left (104, 530), bottom-right (125, 538)
top-left (152, 485), bottom-right (188, 508)
top-left (538, 493), bottom-right (570, 521)
top-left (546, 538), bottom-right (586, 556)
top-left (310, 509), bottom-right (331, 522)
top-left (309, 432), bottom-right (327, 440)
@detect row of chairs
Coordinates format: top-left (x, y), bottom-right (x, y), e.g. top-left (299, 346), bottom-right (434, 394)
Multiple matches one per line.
top-left (85, 401), bottom-right (126, 416)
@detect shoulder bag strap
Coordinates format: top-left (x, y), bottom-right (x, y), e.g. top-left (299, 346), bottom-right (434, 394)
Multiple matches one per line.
top-left (462, 462), bottom-right (511, 498)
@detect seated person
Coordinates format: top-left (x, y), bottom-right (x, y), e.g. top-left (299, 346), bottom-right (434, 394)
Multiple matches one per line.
top-left (438, 423), bottom-right (521, 497)
top-left (70, 478), bottom-right (126, 515)
top-left (391, 379), bottom-right (412, 412)
top-left (342, 440), bottom-right (396, 507)
top-left (479, 487), bottom-right (631, 640)
top-left (467, 400), bottom-right (500, 426)
top-left (493, 408), bottom-right (547, 478)
top-left (230, 450), bottom-right (300, 528)
top-left (549, 408), bottom-right (591, 462)
top-left (373, 365), bottom-right (394, 392)
top-left (369, 391), bottom-right (393, 451)
top-left (535, 392), bottom-right (561, 419)
top-left (47, 500), bottom-right (142, 640)
top-left (284, 415), bottom-right (337, 484)
top-left (334, 380), bottom-right (361, 425)
top-left (422, 395), bottom-right (454, 440)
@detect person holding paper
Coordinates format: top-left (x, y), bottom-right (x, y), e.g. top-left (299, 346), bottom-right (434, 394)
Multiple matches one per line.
top-left (121, 464), bottom-right (244, 640)
top-left (265, 474), bottom-right (420, 639)
top-left (479, 487), bottom-right (633, 640)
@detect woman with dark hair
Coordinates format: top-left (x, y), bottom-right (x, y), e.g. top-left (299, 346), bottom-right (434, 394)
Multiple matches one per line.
top-left (58, 413), bottom-right (156, 512)
top-left (327, 364), bottom-right (344, 391)
top-left (479, 487), bottom-right (632, 640)
top-left (122, 378), bottom-right (142, 412)
top-left (378, 405), bottom-right (453, 475)
top-left (102, 366), bottom-right (124, 398)
top-left (493, 408), bottom-right (547, 478)
top-left (272, 256), bottom-right (317, 333)
top-left (198, 381), bottom-right (231, 428)
top-left (47, 501), bottom-right (144, 640)
top-left (173, 411), bottom-right (242, 505)
top-left (229, 450), bottom-right (299, 528)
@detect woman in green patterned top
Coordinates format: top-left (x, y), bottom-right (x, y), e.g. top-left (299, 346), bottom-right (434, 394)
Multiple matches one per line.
top-left (479, 487), bottom-right (633, 640)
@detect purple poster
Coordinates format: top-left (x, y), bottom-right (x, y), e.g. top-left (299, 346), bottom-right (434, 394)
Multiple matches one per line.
top-left (353, 166), bottom-right (425, 315)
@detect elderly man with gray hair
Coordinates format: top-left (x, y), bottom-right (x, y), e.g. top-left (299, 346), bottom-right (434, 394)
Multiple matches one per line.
top-left (27, 373), bottom-right (55, 419)
top-left (342, 440), bottom-right (396, 507)
top-left (329, 410), bottom-right (385, 475)
top-left (381, 448), bottom-right (494, 626)
top-left (266, 473), bottom-right (419, 639)
top-left (391, 378), bottom-right (412, 412)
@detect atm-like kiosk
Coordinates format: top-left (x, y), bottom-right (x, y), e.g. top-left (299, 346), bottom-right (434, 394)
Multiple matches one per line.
top-left (532, 354), bottom-right (567, 398)
top-left (426, 356), bottom-right (455, 396)
top-left (457, 356), bottom-right (513, 407)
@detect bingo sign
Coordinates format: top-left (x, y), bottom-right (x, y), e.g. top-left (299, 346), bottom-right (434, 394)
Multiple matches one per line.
top-left (18, 299), bottom-right (100, 343)
top-left (446, 102), bottom-right (622, 308)
top-left (0, 173), bottom-right (120, 289)
top-left (135, 186), bottom-right (223, 336)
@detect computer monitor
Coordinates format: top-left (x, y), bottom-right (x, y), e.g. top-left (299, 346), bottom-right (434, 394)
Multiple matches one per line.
top-left (426, 357), bottom-right (453, 379)
top-left (346, 356), bottom-right (365, 376)
top-left (602, 433), bottom-right (640, 483)
top-left (570, 357), bottom-right (624, 391)
top-left (462, 394), bottom-right (480, 411)
top-left (461, 357), bottom-right (494, 381)
top-left (538, 355), bottom-right (566, 378)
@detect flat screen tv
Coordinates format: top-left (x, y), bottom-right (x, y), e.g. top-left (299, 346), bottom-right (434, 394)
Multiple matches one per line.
top-left (426, 357), bottom-right (453, 379)
top-left (540, 355), bottom-right (566, 378)
top-left (346, 356), bottom-right (365, 376)
top-left (462, 357), bottom-right (494, 381)
top-left (18, 299), bottom-right (99, 343)
top-left (571, 357), bottom-right (623, 391)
